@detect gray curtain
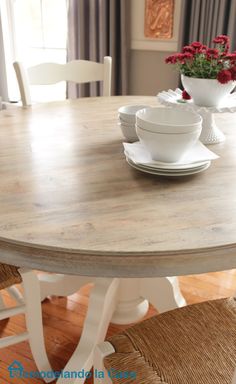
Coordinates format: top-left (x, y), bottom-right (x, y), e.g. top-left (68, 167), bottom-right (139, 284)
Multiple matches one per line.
top-left (67, 0), bottom-right (130, 97)
top-left (181, 0), bottom-right (236, 50)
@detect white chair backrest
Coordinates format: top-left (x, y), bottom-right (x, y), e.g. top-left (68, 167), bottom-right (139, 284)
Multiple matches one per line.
top-left (13, 57), bottom-right (112, 107)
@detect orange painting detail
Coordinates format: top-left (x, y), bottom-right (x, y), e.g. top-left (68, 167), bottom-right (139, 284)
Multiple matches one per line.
top-left (145, 0), bottom-right (174, 39)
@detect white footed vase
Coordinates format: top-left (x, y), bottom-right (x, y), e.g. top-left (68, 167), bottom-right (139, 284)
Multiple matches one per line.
top-left (181, 74), bottom-right (236, 108)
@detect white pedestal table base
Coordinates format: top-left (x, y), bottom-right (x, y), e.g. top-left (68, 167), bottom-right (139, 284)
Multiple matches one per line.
top-left (39, 274), bottom-right (186, 384)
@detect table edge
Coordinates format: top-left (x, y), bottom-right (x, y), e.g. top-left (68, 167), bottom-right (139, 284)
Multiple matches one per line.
top-left (0, 237), bottom-right (236, 277)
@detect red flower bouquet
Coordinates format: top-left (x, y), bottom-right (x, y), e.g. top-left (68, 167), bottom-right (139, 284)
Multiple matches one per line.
top-left (165, 35), bottom-right (236, 84)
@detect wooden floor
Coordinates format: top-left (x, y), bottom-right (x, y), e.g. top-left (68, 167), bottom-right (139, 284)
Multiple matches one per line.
top-left (0, 270), bottom-right (236, 384)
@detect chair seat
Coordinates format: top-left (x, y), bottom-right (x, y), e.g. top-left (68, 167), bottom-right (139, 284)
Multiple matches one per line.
top-left (0, 263), bottom-right (22, 290)
top-left (104, 298), bottom-right (236, 384)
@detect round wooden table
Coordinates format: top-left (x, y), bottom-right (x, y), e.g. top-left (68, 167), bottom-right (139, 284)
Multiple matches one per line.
top-left (1, 96), bottom-right (236, 277)
top-left (1, 96), bottom-right (236, 383)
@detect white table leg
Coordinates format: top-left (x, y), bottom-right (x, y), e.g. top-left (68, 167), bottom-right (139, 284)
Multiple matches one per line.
top-left (22, 270), bottom-right (53, 381)
top-left (140, 276), bottom-right (186, 313)
top-left (111, 277), bottom-right (185, 323)
top-left (94, 342), bottom-right (114, 384)
top-left (39, 274), bottom-right (185, 314)
top-left (39, 274), bottom-right (93, 301)
top-left (57, 278), bottom-right (119, 384)
top-left (167, 276), bottom-right (186, 307)
top-left (111, 279), bottom-right (149, 324)
top-left (55, 276), bottom-right (185, 383)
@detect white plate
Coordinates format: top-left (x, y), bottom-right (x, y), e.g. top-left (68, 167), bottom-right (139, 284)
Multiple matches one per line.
top-left (127, 157), bottom-right (210, 173)
top-left (126, 157), bottom-right (211, 177)
top-left (124, 150), bottom-right (210, 171)
top-left (123, 141), bottom-right (218, 169)
top-left (157, 88), bottom-right (236, 113)
top-left (133, 160), bottom-right (210, 173)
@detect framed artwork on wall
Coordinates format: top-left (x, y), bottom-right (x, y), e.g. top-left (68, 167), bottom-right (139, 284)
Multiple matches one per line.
top-left (131, 0), bottom-right (182, 51)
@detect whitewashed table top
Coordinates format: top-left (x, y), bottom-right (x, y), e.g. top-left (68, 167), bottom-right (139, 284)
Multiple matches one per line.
top-left (0, 96), bottom-right (236, 277)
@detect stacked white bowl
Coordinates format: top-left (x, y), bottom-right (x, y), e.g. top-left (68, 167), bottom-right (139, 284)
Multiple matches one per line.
top-left (118, 105), bottom-right (148, 142)
top-left (136, 107), bottom-right (203, 163)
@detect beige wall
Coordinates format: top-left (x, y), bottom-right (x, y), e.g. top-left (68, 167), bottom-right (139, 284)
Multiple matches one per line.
top-left (129, 50), bottom-right (179, 95)
top-left (129, 0), bottom-right (183, 95)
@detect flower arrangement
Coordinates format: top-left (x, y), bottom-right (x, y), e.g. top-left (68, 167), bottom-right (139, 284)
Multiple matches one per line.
top-left (165, 35), bottom-right (236, 85)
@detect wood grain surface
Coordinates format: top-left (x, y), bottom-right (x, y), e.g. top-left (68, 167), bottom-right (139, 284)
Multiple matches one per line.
top-left (0, 96), bottom-right (236, 277)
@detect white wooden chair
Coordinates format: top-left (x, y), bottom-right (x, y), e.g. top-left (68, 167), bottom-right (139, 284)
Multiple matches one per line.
top-left (95, 297), bottom-right (236, 384)
top-left (13, 57), bottom-right (112, 107)
top-left (12, 58), bottom-right (112, 303)
top-left (0, 264), bottom-right (53, 382)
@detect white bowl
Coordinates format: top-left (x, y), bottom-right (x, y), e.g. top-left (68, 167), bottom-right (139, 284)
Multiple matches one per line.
top-left (136, 107), bottom-right (202, 134)
top-left (118, 122), bottom-right (138, 142)
top-left (136, 125), bottom-right (201, 162)
top-left (136, 122), bottom-right (201, 135)
top-left (118, 105), bottom-right (149, 124)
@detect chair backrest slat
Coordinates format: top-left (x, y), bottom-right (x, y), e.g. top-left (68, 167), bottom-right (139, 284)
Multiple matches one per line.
top-left (28, 61), bottom-right (104, 84)
top-left (13, 56), bottom-right (112, 106)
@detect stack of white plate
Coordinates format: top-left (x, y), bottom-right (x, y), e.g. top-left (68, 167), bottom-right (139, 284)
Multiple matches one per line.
top-left (126, 157), bottom-right (211, 177)
top-left (124, 141), bottom-right (218, 177)
top-left (118, 105), bottom-right (148, 142)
